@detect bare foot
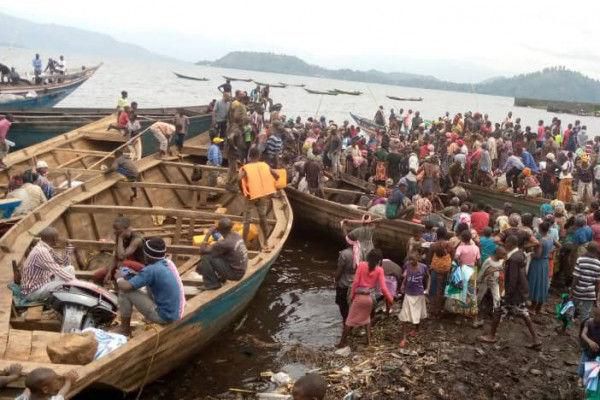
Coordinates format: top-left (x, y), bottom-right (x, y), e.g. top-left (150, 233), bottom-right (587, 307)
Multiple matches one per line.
top-left (478, 335), bottom-right (497, 344)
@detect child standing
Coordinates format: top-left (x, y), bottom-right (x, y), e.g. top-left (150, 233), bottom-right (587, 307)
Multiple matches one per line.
top-left (399, 252), bottom-right (430, 347)
top-left (477, 246), bottom-right (506, 310)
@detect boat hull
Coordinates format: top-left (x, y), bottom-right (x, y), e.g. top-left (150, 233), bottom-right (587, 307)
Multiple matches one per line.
top-left (87, 255), bottom-right (276, 393)
top-left (6, 107), bottom-right (211, 151)
top-left (286, 186), bottom-right (420, 259)
top-left (462, 183), bottom-right (547, 215)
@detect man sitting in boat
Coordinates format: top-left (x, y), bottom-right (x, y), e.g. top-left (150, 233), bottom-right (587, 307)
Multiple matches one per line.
top-left (115, 238), bottom-right (185, 336)
top-left (20, 227), bottom-right (75, 302)
top-left (93, 216), bottom-right (145, 285)
top-left (197, 218), bottom-right (249, 290)
top-left (34, 160), bottom-right (55, 200)
top-left (8, 170), bottom-right (47, 216)
top-left (105, 149), bottom-right (140, 202)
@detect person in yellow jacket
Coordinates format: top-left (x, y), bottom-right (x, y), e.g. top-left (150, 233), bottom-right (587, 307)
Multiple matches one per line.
top-left (239, 146), bottom-right (280, 252)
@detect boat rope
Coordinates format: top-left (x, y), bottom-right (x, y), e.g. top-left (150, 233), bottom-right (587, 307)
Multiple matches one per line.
top-left (135, 324), bottom-right (161, 400)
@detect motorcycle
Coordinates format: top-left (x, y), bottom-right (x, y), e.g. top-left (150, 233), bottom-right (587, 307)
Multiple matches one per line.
top-left (49, 280), bottom-right (119, 333)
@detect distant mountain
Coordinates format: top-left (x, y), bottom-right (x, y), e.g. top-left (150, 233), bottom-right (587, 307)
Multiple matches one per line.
top-left (199, 52), bottom-right (600, 103)
top-left (0, 12), bottom-right (162, 60)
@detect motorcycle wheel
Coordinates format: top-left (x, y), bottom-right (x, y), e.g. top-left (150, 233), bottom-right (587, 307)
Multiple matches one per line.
top-left (61, 305), bottom-right (87, 333)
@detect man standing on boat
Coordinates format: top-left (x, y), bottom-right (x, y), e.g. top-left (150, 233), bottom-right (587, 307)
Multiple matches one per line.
top-left (225, 91), bottom-right (247, 189)
top-left (197, 218), bottom-right (249, 290)
top-left (32, 54), bottom-right (42, 84)
top-left (116, 91), bottom-right (129, 120)
top-left (0, 114), bottom-right (13, 169)
top-left (115, 238), bottom-right (185, 336)
top-left (212, 92), bottom-right (230, 139)
top-left (374, 106), bottom-right (385, 127)
top-left (218, 79), bottom-right (232, 94)
top-left (55, 55), bottom-right (66, 74)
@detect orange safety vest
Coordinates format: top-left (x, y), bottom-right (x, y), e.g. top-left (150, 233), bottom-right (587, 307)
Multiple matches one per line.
top-left (241, 162), bottom-right (276, 200)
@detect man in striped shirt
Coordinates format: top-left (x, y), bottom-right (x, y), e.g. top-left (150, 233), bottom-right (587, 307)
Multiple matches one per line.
top-left (572, 242), bottom-right (600, 321)
top-left (21, 227), bottom-right (75, 302)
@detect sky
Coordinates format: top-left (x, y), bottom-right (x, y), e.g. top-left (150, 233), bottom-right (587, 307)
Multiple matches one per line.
top-left (1, 0), bottom-right (600, 82)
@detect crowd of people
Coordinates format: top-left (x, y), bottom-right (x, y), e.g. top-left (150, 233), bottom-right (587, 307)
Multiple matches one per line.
top-left (201, 81), bottom-right (600, 388)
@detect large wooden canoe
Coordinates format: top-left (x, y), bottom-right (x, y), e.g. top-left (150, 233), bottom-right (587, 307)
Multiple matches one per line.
top-left (0, 157), bottom-right (293, 398)
top-left (0, 65), bottom-right (102, 110)
top-left (4, 105), bottom-right (210, 150)
top-left (461, 182), bottom-right (547, 216)
top-left (222, 75), bottom-right (253, 82)
top-left (285, 176), bottom-right (422, 259)
top-left (349, 112), bottom-right (385, 134)
top-left (304, 88), bottom-right (338, 96)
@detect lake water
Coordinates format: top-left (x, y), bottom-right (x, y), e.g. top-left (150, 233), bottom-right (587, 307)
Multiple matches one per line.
top-left (3, 46), bottom-right (600, 133)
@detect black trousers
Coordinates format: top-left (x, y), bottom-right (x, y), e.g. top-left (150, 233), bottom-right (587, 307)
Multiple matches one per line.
top-left (335, 286), bottom-right (350, 322)
top-left (216, 121), bottom-right (227, 138)
top-left (506, 167), bottom-right (522, 190)
top-left (197, 254), bottom-right (244, 289)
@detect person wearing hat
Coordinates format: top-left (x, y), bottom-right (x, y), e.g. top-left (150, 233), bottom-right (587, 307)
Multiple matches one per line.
top-left (197, 218), bottom-right (249, 290)
top-left (34, 160), bottom-right (55, 200)
top-left (206, 135), bottom-right (224, 193)
top-left (115, 237), bottom-right (185, 336)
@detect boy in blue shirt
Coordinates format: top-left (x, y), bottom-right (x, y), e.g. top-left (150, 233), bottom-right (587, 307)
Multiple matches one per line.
top-left (115, 237), bottom-right (185, 336)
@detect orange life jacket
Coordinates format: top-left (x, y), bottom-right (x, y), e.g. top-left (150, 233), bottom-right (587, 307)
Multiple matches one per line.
top-left (241, 162), bottom-right (276, 200)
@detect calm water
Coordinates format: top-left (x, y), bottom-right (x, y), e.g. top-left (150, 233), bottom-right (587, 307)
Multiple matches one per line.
top-left (3, 46), bottom-right (600, 133)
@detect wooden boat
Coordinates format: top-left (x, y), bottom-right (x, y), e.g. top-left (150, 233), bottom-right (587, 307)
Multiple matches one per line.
top-left (252, 81), bottom-right (286, 88)
top-left (462, 182), bottom-right (547, 216)
top-left (173, 72), bottom-right (209, 81)
top-left (0, 65), bottom-right (102, 110)
top-left (285, 173), bottom-right (421, 259)
top-left (304, 88), bottom-right (338, 96)
top-left (222, 75), bottom-right (253, 82)
top-left (332, 89), bottom-right (362, 96)
top-left (0, 156), bottom-right (293, 398)
top-left (349, 112), bottom-right (385, 133)
top-left (4, 105), bottom-right (210, 150)
top-left (0, 113), bottom-right (211, 232)
top-left (279, 82), bottom-right (305, 88)
top-left (386, 95), bottom-right (423, 102)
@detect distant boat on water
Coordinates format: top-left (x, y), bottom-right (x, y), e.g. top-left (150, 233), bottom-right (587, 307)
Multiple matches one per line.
top-left (222, 75), bottom-right (253, 82)
top-left (279, 82), bottom-right (305, 88)
top-left (173, 72), bottom-right (209, 81)
top-left (304, 88), bottom-right (338, 96)
top-left (386, 95), bottom-right (423, 102)
top-left (0, 64), bottom-right (102, 110)
top-left (332, 89), bottom-right (363, 96)
top-left (252, 81), bottom-right (286, 88)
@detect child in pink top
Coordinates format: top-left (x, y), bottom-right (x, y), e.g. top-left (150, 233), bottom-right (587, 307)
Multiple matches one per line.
top-left (337, 249), bottom-right (393, 348)
top-left (455, 230), bottom-right (481, 266)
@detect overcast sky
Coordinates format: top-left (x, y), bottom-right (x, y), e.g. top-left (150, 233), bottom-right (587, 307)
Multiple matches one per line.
top-left (2, 0), bottom-right (600, 82)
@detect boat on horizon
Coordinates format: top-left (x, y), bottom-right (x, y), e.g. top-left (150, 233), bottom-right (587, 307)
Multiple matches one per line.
top-left (222, 75), bottom-right (253, 82)
top-left (304, 88), bottom-right (338, 96)
top-left (252, 81), bottom-right (286, 88)
top-left (279, 82), bottom-right (305, 88)
top-left (332, 89), bottom-right (362, 96)
top-left (0, 64), bottom-right (102, 110)
top-left (173, 72), bottom-right (209, 81)
top-left (386, 95), bottom-right (423, 102)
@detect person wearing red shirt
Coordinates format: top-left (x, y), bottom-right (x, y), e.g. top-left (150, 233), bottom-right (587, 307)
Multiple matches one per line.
top-left (108, 105), bottom-right (131, 133)
top-left (0, 114), bottom-right (13, 168)
top-left (471, 203), bottom-right (490, 235)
